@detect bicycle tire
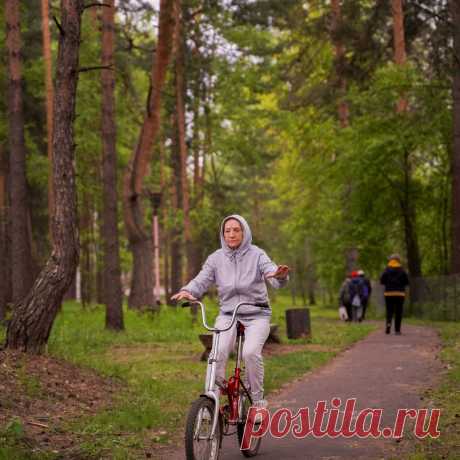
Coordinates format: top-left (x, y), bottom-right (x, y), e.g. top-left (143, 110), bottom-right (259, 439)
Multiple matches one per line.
top-left (185, 396), bottom-right (222, 460)
top-left (237, 390), bottom-right (262, 457)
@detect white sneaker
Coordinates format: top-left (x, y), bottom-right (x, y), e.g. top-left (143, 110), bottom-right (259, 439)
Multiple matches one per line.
top-left (248, 399), bottom-right (268, 426)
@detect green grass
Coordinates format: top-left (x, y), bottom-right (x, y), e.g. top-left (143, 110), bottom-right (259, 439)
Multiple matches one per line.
top-left (406, 321), bottom-right (460, 460)
top-left (0, 418), bottom-right (58, 460)
top-left (0, 296), bottom-right (375, 458)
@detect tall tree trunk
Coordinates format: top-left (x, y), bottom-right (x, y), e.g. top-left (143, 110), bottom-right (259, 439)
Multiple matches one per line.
top-left (41, 0), bottom-right (54, 240)
top-left (331, 0), bottom-right (355, 271)
top-left (189, 78), bottom-right (205, 278)
top-left (122, 0), bottom-right (174, 310)
top-left (392, 0), bottom-right (422, 278)
top-left (6, 0), bottom-right (82, 354)
top-left (451, 0), bottom-right (460, 273)
top-left (0, 145), bottom-right (9, 321)
top-left (441, 174), bottom-right (450, 274)
top-left (101, 0), bottom-right (123, 329)
top-left (159, 139), bottom-right (171, 302)
top-left (5, 0), bottom-right (33, 304)
top-left (392, 0), bottom-right (408, 113)
top-left (401, 152), bottom-right (422, 277)
top-left (173, 0), bottom-right (193, 280)
top-left (80, 193), bottom-right (94, 306)
top-left (331, 0), bottom-right (349, 128)
top-left (170, 113), bottom-right (184, 298)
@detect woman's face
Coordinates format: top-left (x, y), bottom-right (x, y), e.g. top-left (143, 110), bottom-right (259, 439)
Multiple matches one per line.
top-left (223, 219), bottom-right (243, 249)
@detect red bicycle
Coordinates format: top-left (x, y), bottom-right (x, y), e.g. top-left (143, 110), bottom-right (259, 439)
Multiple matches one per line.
top-left (183, 300), bottom-right (262, 460)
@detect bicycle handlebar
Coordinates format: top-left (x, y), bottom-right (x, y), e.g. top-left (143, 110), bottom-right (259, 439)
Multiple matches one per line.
top-left (181, 300), bottom-right (267, 333)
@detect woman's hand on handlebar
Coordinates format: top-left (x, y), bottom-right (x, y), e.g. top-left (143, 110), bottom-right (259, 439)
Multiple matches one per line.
top-left (171, 290), bottom-right (197, 302)
top-left (265, 265), bottom-right (290, 280)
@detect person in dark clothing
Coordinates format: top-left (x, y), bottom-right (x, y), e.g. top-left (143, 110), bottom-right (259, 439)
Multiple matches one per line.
top-left (380, 254), bottom-right (409, 335)
top-left (348, 271), bottom-right (366, 322)
top-left (338, 274), bottom-right (352, 321)
top-left (357, 270), bottom-right (372, 320)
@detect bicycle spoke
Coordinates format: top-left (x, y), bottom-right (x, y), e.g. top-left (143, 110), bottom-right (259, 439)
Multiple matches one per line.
top-left (186, 397), bottom-right (221, 460)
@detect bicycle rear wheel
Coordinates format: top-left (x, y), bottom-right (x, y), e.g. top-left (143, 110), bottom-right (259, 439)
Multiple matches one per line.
top-left (237, 390), bottom-right (262, 457)
top-left (185, 396), bottom-right (222, 460)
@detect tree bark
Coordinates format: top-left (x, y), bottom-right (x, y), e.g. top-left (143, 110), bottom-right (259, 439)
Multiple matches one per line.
top-left (6, 0), bottom-right (82, 354)
top-left (331, 0), bottom-right (349, 128)
top-left (101, 0), bottom-right (123, 329)
top-left (451, 0), bottom-right (460, 273)
top-left (122, 0), bottom-right (175, 310)
top-left (173, 0), bottom-right (193, 280)
top-left (170, 113), bottom-right (184, 298)
top-left (159, 140), bottom-right (171, 302)
top-left (80, 192), bottom-right (95, 306)
top-left (331, 0), bottom-right (356, 270)
top-left (392, 0), bottom-right (422, 278)
top-left (392, 0), bottom-right (408, 113)
top-left (41, 0), bottom-right (54, 240)
top-left (401, 153), bottom-right (422, 277)
top-left (5, 0), bottom-right (33, 304)
top-left (0, 145), bottom-right (9, 321)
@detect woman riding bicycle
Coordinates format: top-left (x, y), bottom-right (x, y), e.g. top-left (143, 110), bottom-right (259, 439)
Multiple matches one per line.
top-left (171, 214), bottom-right (289, 409)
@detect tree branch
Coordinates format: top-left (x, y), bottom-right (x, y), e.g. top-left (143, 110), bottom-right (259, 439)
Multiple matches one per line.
top-left (53, 16), bottom-right (64, 36)
top-left (412, 1), bottom-right (450, 25)
top-left (79, 65), bottom-right (113, 73)
top-left (84, 2), bottom-right (111, 9)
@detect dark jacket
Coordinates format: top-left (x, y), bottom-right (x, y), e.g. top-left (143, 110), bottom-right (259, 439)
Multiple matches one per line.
top-left (380, 267), bottom-right (409, 296)
top-left (338, 278), bottom-right (351, 306)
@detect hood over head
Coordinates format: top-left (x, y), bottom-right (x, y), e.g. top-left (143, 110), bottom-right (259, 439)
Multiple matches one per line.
top-left (388, 253), bottom-right (402, 268)
top-left (388, 259), bottom-right (402, 268)
top-left (220, 214), bottom-right (252, 258)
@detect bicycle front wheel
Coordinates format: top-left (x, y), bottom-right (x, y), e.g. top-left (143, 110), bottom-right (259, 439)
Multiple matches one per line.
top-left (237, 390), bottom-right (262, 457)
top-left (185, 396), bottom-right (222, 460)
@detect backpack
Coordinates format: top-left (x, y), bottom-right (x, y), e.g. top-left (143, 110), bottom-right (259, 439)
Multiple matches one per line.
top-left (349, 278), bottom-right (365, 307)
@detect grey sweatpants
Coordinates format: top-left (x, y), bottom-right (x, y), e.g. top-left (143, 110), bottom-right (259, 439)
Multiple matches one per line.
top-left (207, 314), bottom-right (271, 402)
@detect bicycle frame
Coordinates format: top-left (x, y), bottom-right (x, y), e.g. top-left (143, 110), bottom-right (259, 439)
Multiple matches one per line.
top-left (224, 321), bottom-right (247, 425)
top-left (183, 300), bottom-right (257, 441)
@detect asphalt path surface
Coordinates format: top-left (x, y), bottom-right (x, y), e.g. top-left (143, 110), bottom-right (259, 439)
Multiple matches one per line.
top-left (169, 323), bottom-right (442, 460)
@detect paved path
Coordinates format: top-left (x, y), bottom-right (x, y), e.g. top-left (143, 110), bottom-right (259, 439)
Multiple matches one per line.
top-left (169, 323), bottom-right (442, 460)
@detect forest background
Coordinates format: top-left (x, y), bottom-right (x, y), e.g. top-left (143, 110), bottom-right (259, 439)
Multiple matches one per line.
top-left (0, 0), bottom-right (459, 342)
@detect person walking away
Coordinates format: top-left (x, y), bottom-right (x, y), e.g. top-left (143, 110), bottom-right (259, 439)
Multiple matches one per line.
top-left (338, 274), bottom-right (352, 321)
top-left (380, 254), bottom-right (409, 335)
top-left (357, 269), bottom-right (372, 320)
top-left (171, 214), bottom-right (290, 408)
top-left (348, 271), bottom-right (365, 322)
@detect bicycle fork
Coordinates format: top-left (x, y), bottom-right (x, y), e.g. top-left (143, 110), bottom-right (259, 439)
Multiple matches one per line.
top-left (198, 331), bottom-right (221, 441)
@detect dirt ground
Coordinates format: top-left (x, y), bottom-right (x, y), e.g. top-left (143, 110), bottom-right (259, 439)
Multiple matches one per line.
top-left (0, 350), bottom-right (120, 458)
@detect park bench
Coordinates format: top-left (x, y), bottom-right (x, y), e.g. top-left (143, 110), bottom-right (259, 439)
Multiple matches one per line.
top-left (198, 323), bottom-right (280, 361)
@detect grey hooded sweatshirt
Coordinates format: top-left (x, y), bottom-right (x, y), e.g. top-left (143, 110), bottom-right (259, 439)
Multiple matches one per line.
top-left (181, 214), bottom-right (288, 315)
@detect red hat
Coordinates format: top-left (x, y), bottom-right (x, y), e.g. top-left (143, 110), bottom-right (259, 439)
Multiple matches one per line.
top-left (351, 271), bottom-right (359, 278)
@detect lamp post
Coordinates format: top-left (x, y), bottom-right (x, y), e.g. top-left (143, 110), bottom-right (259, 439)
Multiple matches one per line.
top-left (151, 192), bottom-right (162, 305)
